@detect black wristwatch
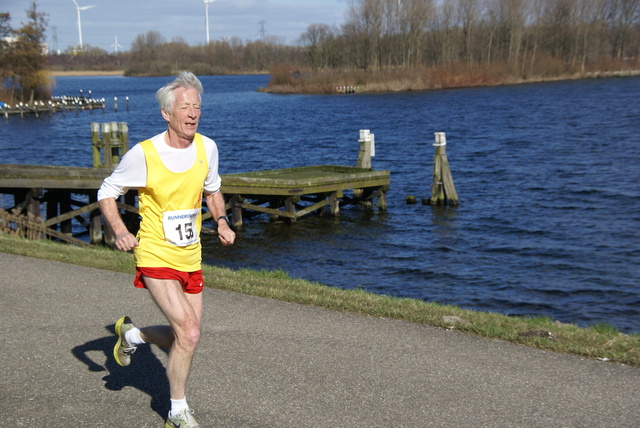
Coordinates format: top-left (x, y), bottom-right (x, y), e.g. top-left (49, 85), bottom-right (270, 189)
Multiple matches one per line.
top-left (217, 215), bottom-right (230, 225)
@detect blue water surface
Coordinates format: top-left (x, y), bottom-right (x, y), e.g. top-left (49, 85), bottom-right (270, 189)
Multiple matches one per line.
top-left (1, 74), bottom-right (639, 333)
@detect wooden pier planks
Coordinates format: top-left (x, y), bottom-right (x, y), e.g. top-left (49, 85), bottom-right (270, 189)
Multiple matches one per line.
top-left (0, 164), bottom-right (112, 189)
top-left (0, 163), bottom-right (391, 244)
top-left (222, 165), bottom-right (389, 195)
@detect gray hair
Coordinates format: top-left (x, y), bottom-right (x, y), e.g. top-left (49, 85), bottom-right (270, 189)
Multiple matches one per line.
top-left (155, 71), bottom-right (204, 114)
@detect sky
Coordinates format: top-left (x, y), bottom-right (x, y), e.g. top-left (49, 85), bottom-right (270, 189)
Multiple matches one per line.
top-left (2, 0), bottom-right (349, 52)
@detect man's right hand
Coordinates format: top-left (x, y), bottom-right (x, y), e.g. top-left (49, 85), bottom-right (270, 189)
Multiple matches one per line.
top-left (115, 232), bottom-right (139, 252)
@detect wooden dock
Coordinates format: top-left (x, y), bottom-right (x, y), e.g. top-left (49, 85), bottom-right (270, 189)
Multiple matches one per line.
top-left (1, 96), bottom-right (107, 118)
top-left (222, 165), bottom-right (389, 227)
top-left (0, 163), bottom-right (390, 246)
top-left (0, 164), bottom-right (127, 247)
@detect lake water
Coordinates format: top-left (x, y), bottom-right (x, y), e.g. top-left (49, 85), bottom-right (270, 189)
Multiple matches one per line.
top-left (1, 74), bottom-right (639, 333)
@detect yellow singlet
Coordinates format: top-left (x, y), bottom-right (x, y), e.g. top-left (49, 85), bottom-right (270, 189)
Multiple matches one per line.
top-left (133, 134), bottom-right (209, 271)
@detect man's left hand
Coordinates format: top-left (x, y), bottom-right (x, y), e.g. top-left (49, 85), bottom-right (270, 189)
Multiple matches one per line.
top-left (218, 223), bottom-right (235, 246)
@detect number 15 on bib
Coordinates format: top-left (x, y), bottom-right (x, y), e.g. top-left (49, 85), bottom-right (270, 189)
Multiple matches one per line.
top-left (163, 209), bottom-right (200, 246)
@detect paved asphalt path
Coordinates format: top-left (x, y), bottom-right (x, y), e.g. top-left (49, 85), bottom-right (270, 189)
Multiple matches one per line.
top-left (1, 252), bottom-right (639, 427)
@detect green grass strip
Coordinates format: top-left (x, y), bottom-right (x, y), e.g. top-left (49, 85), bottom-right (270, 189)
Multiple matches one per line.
top-left (1, 233), bottom-right (638, 367)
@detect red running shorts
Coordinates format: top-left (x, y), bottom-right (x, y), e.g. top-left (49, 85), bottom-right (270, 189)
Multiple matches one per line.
top-left (134, 267), bottom-right (204, 294)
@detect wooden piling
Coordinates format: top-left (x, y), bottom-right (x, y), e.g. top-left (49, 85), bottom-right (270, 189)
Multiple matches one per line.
top-left (429, 132), bottom-right (459, 206)
top-left (230, 195), bottom-right (244, 228)
top-left (89, 192), bottom-right (102, 244)
top-left (355, 129), bottom-right (375, 198)
top-left (91, 122), bottom-right (129, 168)
top-left (91, 123), bottom-right (101, 167)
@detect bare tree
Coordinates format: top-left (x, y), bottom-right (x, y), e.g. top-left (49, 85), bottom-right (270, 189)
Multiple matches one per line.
top-left (400, 0), bottom-right (434, 67)
top-left (574, 0), bottom-right (609, 72)
top-left (299, 23), bottom-right (337, 70)
top-left (131, 31), bottom-right (166, 62)
top-left (344, 0), bottom-right (385, 69)
top-left (457, 0), bottom-right (482, 66)
top-left (430, 0), bottom-right (458, 65)
top-left (608, 0), bottom-right (640, 59)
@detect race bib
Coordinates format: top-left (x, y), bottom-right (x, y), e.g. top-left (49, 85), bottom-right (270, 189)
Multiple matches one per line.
top-left (162, 208), bottom-right (200, 246)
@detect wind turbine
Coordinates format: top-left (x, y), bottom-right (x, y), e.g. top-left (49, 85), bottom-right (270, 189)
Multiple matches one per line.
top-left (72, 0), bottom-right (95, 50)
top-left (111, 35), bottom-right (123, 53)
top-left (203, 0), bottom-right (217, 44)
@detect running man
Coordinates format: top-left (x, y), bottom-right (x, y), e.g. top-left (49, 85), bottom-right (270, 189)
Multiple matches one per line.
top-left (98, 71), bottom-right (235, 428)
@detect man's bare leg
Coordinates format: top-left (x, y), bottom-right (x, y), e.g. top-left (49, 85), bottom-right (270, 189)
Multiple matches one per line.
top-left (140, 276), bottom-right (203, 400)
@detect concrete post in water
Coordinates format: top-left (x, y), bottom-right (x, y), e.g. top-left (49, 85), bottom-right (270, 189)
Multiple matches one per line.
top-left (357, 129), bottom-right (374, 169)
top-left (355, 129), bottom-right (375, 198)
top-left (429, 132), bottom-right (459, 206)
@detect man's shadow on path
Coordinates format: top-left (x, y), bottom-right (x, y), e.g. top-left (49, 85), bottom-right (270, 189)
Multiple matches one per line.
top-left (71, 324), bottom-right (170, 418)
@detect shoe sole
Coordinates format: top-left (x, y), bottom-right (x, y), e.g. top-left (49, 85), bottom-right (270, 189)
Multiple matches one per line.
top-left (165, 420), bottom-right (199, 428)
top-left (113, 316), bottom-right (131, 367)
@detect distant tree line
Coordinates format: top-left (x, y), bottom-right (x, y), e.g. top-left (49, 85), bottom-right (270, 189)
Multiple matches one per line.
top-left (2, 0), bottom-right (639, 100)
top-left (52, 0), bottom-right (639, 79)
top-left (45, 32), bottom-right (299, 77)
top-left (301, 0), bottom-right (640, 75)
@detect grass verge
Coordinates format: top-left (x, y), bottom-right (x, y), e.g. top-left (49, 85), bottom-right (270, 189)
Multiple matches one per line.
top-left (1, 233), bottom-right (638, 367)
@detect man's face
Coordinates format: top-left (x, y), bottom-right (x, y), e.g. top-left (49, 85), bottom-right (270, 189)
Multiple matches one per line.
top-left (162, 87), bottom-right (201, 141)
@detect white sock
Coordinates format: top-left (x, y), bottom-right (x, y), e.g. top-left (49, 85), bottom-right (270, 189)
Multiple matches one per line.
top-left (170, 397), bottom-right (189, 416)
top-left (124, 327), bottom-right (144, 346)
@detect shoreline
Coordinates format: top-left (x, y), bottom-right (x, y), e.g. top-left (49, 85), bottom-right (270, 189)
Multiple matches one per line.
top-left (45, 69), bottom-right (639, 94)
top-left (260, 69), bottom-right (640, 95)
top-left (49, 70), bottom-right (125, 77)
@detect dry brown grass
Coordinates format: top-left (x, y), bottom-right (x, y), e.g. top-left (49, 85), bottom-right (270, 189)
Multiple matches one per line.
top-left (49, 70), bottom-right (125, 76)
top-left (261, 58), bottom-right (640, 95)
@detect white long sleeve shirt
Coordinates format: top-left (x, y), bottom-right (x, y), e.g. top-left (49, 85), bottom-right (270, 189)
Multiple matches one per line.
top-left (97, 131), bottom-right (222, 200)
